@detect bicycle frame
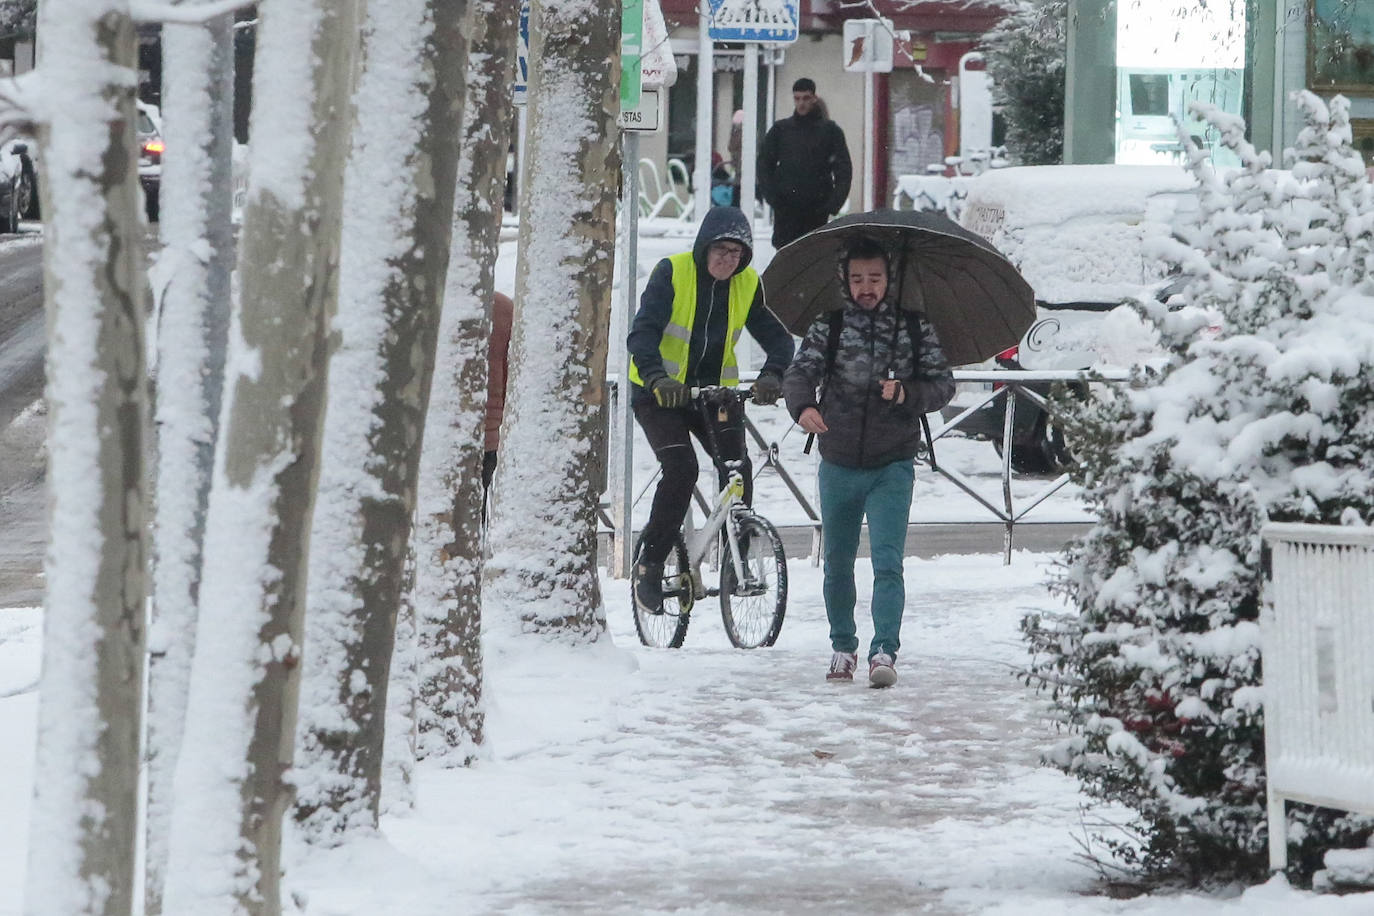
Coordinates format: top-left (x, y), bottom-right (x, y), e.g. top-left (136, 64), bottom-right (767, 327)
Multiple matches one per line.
top-left (682, 464), bottom-right (749, 601)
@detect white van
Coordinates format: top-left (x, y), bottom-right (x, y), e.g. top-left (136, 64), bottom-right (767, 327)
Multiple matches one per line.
top-left (947, 164), bottom-right (1200, 471)
top-left (958, 163), bottom-right (1199, 369)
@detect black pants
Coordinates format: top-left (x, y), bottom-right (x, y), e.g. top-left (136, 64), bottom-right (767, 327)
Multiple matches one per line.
top-left (771, 205), bottom-right (829, 249)
top-left (634, 399), bottom-right (752, 566)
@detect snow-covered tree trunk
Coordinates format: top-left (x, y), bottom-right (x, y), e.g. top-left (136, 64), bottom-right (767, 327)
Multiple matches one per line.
top-left (381, 544), bottom-right (420, 811)
top-left (413, 0), bottom-right (517, 764)
top-left (21, 1), bottom-right (148, 914)
top-left (160, 0), bottom-right (359, 910)
top-left (294, 0), bottom-right (468, 842)
top-left (483, 0), bottom-right (620, 639)
top-left (143, 9), bottom-right (235, 913)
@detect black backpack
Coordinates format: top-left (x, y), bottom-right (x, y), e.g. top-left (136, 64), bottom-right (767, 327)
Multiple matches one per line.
top-left (804, 309), bottom-right (937, 469)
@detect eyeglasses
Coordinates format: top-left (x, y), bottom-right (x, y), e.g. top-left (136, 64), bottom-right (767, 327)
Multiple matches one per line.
top-left (710, 245), bottom-right (745, 260)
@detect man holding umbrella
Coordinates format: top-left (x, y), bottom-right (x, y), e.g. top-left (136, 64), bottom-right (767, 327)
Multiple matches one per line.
top-left (783, 236), bottom-right (955, 687)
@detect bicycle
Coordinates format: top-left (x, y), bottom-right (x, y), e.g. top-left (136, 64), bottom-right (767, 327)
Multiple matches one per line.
top-left (631, 385), bottom-right (788, 650)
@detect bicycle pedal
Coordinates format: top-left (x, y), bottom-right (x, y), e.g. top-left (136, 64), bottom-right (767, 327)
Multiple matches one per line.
top-left (704, 587), bottom-right (720, 598)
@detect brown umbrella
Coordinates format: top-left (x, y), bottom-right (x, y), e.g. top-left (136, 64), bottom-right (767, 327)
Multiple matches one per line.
top-left (760, 208), bottom-right (1036, 367)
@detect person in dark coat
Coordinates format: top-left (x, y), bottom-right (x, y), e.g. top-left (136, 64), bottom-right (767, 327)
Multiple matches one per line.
top-left (627, 206), bottom-right (795, 613)
top-left (758, 77), bottom-right (853, 250)
top-left (782, 236), bottom-right (954, 687)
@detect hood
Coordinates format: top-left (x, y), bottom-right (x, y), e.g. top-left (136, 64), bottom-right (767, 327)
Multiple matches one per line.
top-left (692, 205), bottom-right (754, 274)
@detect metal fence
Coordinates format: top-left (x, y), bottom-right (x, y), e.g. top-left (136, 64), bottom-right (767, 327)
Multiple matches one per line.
top-left (1260, 522), bottom-right (1374, 871)
top-left (603, 368), bottom-right (1132, 577)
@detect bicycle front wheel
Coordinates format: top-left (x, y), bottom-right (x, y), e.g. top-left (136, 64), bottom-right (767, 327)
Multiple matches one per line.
top-left (719, 514), bottom-right (787, 648)
top-left (632, 535), bottom-right (692, 648)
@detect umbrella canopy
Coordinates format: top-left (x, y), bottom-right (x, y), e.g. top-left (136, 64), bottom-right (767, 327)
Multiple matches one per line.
top-left (760, 208), bottom-right (1036, 367)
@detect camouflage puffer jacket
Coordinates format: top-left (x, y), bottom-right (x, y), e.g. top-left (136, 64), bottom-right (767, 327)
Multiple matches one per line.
top-left (783, 301), bottom-right (954, 470)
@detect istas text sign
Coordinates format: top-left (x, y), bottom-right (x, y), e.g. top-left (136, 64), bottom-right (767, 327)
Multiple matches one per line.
top-left (708, 0), bottom-right (799, 44)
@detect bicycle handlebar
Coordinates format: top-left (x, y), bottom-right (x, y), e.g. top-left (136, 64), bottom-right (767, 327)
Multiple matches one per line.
top-left (688, 384), bottom-right (763, 404)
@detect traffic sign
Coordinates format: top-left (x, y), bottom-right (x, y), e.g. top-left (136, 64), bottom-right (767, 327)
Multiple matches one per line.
top-left (842, 19), bottom-right (893, 73)
top-left (619, 87), bottom-right (661, 132)
top-left (622, 0), bottom-right (643, 109)
top-left (640, 0), bottom-right (677, 88)
top-left (707, 0), bottom-right (799, 45)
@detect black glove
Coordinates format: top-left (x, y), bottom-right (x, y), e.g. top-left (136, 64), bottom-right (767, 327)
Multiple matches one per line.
top-left (650, 376), bottom-right (690, 409)
top-left (751, 372), bottom-right (782, 405)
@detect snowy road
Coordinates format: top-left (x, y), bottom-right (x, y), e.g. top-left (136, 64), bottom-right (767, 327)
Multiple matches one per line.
top-left (0, 233), bottom-right (45, 609)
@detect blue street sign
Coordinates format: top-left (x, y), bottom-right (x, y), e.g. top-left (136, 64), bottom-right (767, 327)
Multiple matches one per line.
top-left (707, 0), bottom-right (799, 44)
top-left (515, 0), bottom-right (530, 105)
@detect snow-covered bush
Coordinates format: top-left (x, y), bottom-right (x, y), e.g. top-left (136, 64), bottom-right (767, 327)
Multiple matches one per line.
top-left (1024, 92), bottom-right (1374, 884)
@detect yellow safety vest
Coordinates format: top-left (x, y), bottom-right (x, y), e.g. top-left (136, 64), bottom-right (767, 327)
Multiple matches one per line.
top-left (629, 251), bottom-right (759, 388)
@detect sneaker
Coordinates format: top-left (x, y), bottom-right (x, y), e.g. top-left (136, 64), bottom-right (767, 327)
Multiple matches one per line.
top-left (868, 653), bottom-right (897, 688)
top-left (826, 651), bottom-right (858, 681)
top-left (633, 561), bottom-right (664, 614)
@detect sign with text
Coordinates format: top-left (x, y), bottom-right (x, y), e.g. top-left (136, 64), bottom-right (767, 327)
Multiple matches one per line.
top-left (618, 87), bottom-right (661, 132)
top-left (708, 0), bottom-right (799, 45)
top-left (640, 0), bottom-right (677, 88)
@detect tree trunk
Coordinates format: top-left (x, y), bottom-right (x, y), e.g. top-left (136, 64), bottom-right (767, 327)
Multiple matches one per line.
top-left (483, 0), bottom-right (620, 638)
top-left (413, 0), bottom-right (517, 764)
top-left (294, 0), bottom-right (468, 842)
top-left (381, 542), bottom-right (420, 812)
top-left (143, 10), bottom-right (235, 913)
top-left (22, 2), bottom-right (148, 914)
top-left (160, 0), bottom-right (359, 910)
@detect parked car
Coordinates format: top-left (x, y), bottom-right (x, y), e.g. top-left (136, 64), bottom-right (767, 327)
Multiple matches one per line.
top-left (0, 139), bottom-right (37, 234)
top-left (137, 100), bottom-right (163, 222)
top-left (946, 164), bottom-right (1199, 472)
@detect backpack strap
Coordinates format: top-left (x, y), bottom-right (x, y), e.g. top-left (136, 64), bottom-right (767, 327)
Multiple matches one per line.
top-left (803, 311), bottom-right (845, 455)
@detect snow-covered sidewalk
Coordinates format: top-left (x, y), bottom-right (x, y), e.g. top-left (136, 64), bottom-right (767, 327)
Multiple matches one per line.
top-left (4, 553), bottom-right (1373, 912)
top-left (285, 553), bottom-right (1372, 915)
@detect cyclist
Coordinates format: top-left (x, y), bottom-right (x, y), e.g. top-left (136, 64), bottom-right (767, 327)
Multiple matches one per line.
top-left (627, 205), bottom-right (795, 614)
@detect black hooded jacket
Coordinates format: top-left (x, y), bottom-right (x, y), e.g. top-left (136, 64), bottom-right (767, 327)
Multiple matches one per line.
top-left (628, 206), bottom-right (795, 405)
top-left (758, 108), bottom-right (853, 215)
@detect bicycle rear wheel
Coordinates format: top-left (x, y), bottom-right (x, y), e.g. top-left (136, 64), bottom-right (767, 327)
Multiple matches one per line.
top-left (632, 535), bottom-right (692, 648)
top-left (719, 514), bottom-right (787, 648)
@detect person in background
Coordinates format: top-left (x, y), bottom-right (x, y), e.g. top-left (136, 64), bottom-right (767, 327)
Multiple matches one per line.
top-left (626, 206), bottom-right (795, 614)
top-left (782, 236), bottom-right (954, 688)
top-left (483, 291), bottom-right (514, 520)
top-left (757, 77), bottom-right (853, 249)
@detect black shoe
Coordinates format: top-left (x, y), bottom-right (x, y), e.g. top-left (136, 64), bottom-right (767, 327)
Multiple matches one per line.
top-left (633, 561), bottom-right (665, 614)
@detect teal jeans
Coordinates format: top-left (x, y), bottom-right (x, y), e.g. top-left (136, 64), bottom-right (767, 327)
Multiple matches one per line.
top-left (818, 458), bottom-right (915, 660)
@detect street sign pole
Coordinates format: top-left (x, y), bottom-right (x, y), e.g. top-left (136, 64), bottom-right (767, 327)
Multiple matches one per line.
top-left (694, 2), bottom-right (714, 220)
top-left (864, 24), bottom-right (875, 210)
top-left (742, 42), bottom-right (758, 226)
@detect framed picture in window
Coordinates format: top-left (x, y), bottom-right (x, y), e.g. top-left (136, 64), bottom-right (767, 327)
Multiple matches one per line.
top-left (1309, 0), bottom-right (1374, 93)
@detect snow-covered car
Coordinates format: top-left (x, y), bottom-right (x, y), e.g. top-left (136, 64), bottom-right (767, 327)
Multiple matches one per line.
top-left (137, 100), bottom-right (163, 222)
top-left (949, 164), bottom-right (1200, 471)
top-left (0, 139), bottom-right (37, 234)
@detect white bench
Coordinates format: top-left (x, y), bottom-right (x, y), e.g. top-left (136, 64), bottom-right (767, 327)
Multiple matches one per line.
top-left (1261, 522), bottom-right (1374, 871)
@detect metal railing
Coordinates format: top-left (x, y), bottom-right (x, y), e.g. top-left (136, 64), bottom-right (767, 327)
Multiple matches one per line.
top-left (603, 368), bottom-right (1133, 576)
top-left (930, 368), bottom-right (1129, 563)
